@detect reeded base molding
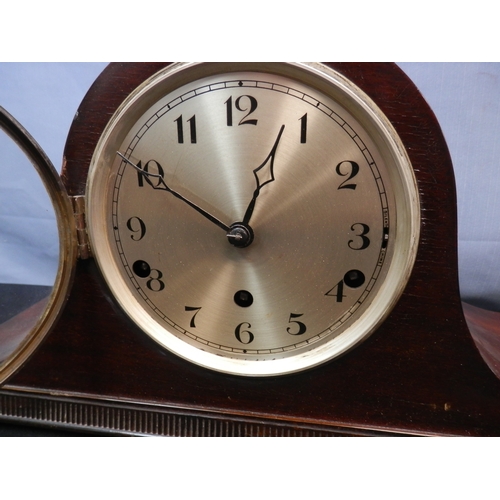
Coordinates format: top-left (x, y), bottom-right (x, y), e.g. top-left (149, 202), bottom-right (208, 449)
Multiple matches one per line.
top-left (0, 388), bottom-right (391, 437)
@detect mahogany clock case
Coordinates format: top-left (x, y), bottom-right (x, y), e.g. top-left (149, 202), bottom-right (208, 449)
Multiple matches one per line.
top-left (1, 62), bottom-right (500, 436)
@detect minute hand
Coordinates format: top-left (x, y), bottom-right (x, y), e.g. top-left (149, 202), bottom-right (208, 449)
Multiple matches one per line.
top-left (242, 124), bottom-right (285, 226)
top-left (117, 152), bottom-right (231, 232)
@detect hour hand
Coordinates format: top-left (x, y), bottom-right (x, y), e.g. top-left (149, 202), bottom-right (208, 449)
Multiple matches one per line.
top-left (117, 152), bottom-right (230, 232)
top-left (242, 125), bottom-right (285, 226)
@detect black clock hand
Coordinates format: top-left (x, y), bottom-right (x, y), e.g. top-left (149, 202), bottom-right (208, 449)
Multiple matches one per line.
top-left (242, 125), bottom-right (285, 226)
top-left (117, 152), bottom-right (231, 232)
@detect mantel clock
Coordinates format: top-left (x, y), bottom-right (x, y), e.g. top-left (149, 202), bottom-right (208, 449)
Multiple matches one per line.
top-left (1, 62), bottom-right (500, 436)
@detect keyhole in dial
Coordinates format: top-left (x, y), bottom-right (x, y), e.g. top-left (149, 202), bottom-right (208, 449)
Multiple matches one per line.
top-left (344, 269), bottom-right (365, 288)
top-left (133, 260), bottom-right (151, 278)
top-left (234, 290), bottom-right (254, 307)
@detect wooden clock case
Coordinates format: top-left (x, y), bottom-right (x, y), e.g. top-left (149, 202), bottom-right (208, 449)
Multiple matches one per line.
top-left (1, 62), bottom-right (500, 436)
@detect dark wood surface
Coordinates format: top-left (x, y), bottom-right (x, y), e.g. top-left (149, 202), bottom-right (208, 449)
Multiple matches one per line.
top-left (4, 63), bottom-right (500, 436)
top-left (61, 62), bottom-right (170, 197)
top-left (0, 293), bottom-right (49, 362)
top-left (464, 302), bottom-right (500, 380)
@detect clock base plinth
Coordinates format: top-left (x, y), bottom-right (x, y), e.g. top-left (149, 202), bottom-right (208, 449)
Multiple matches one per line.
top-left (2, 259), bottom-right (500, 437)
top-left (0, 388), bottom-right (404, 437)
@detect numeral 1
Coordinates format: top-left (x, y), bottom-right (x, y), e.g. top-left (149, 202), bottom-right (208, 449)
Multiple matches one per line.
top-left (299, 113), bottom-right (307, 143)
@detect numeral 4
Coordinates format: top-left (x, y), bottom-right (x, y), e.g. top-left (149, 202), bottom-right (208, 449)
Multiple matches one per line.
top-left (326, 270), bottom-right (366, 302)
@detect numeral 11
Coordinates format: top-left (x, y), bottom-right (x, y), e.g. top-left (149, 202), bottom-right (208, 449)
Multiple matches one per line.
top-left (175, 115), bottom-right (197, 143)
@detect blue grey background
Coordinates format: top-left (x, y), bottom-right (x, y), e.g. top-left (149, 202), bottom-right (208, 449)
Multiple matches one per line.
top-left (1, 63), bottom-right (499, 310)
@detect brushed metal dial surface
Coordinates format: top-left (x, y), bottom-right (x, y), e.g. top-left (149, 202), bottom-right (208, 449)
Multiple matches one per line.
top-left (86, 63), bottom-right (419, 376)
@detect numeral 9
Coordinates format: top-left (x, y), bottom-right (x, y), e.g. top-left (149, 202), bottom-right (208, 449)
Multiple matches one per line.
top-left (127, 216), bottom-right (146, 241)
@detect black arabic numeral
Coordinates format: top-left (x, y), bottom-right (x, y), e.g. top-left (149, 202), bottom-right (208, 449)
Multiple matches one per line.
top-left (225, 96), bottom-right (233, 126)
top-left (299, 113), bottom-right (307, 143)
top-left (287, 313), bottom-right (307, 335)
top-left (188, 115), bottom-right (197, 143)
top-left (147, 269), bottom-right (165, 292)
top-left (126, 216), bottom-right (146, 241)
top-left (136, 159), bottom-right (165, 188)
top-left (132, 261), bottom-right (165, 291)
top-left (235, 322), bottom-right (254, 344)
top-left (185, 306), bottom-right (202, 328)
top-left (225, 95), bottom-right (258, 126)
top-left (325, 279), bottom-right (346, 302)
top-left (325, 270), bottom-right (366, 303)
top-left (348, 223), bottom-right (371, 250)
top-left (336, 161), bottom-right (359, 190)
top-left (175, 114), bottom-right (197, 143)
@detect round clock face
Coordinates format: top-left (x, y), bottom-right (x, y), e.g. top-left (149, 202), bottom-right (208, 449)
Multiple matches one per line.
top-left (86, 62), bottom-right (419, 376)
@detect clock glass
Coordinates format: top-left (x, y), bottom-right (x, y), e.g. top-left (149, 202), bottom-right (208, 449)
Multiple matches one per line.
top-left (86, 62), bottom-right (420, 376)
top-left (0, 107), bottom-right (76, 383)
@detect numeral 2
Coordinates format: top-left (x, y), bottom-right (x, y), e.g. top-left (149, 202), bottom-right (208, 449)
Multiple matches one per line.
top-left (336, 161), bottom-right (359, 190)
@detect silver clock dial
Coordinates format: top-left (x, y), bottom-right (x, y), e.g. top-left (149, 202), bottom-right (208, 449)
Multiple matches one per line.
top-left (87, 63), bottom-right (419, 376)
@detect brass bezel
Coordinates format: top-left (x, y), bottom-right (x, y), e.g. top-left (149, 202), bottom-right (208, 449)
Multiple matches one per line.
top-left (0, 107), bottom-right (77, 384)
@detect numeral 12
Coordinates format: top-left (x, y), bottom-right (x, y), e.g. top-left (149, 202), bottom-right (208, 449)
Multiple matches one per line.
top-left (225, 95), bottom-right (258, 126)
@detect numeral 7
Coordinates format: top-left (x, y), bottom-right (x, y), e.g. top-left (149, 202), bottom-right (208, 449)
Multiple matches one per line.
top-left (185, 306), bottom-right (202, 328)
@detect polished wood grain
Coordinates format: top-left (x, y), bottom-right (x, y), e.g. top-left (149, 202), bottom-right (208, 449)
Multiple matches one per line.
top-left (61, 62), bottom-right (170, 196)
top-left (5, 63), bottom-right (500, 436)
top-left (464, 302), bottom-right (500, 380)
top-left (0, 297), bottom-right (49, 362)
